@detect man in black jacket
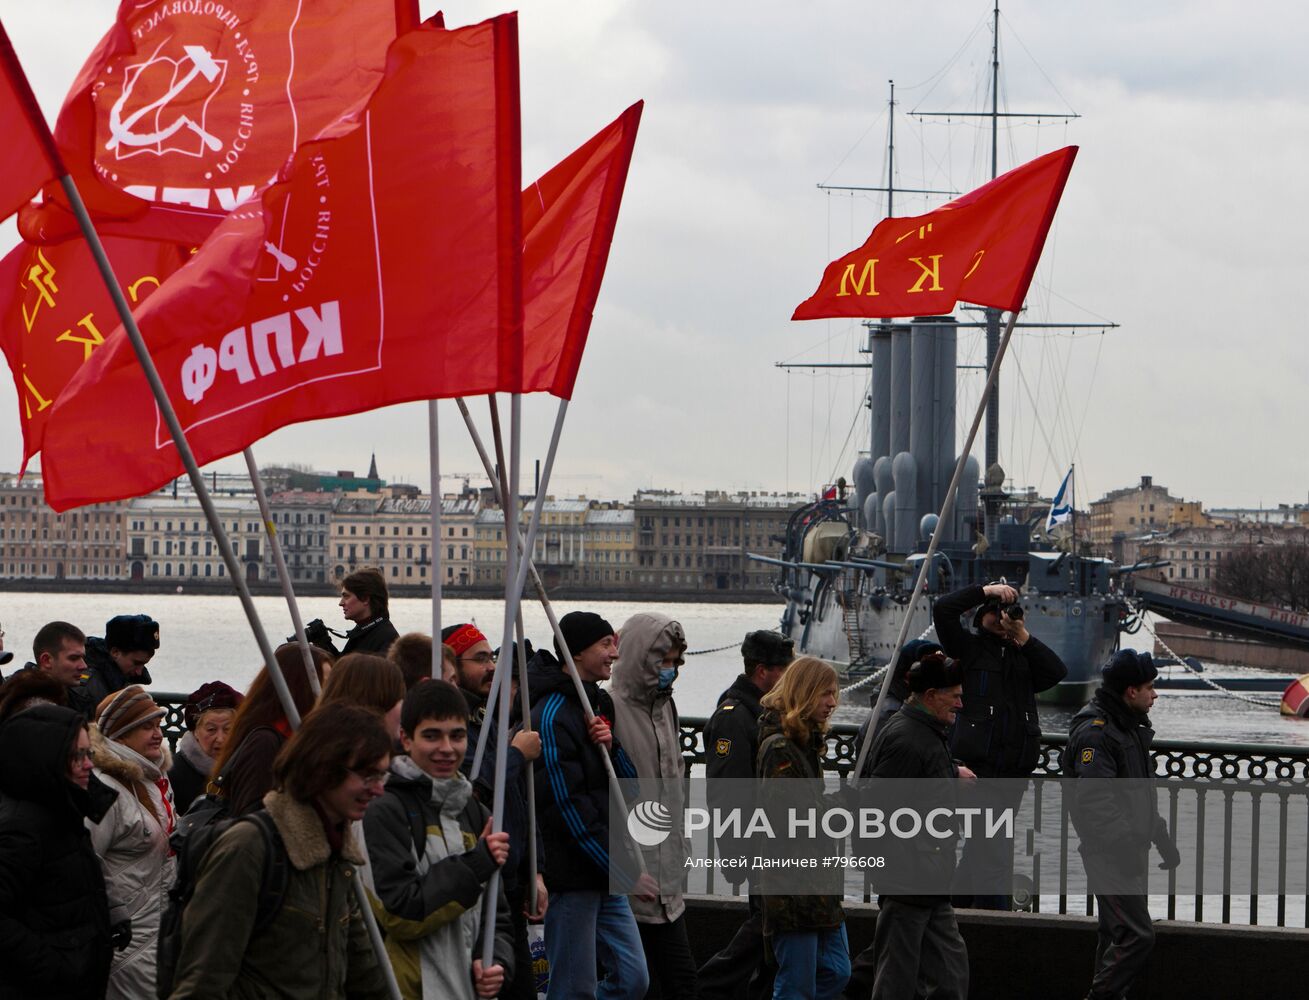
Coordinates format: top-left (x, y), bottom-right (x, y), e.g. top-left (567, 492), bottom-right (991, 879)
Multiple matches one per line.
top-left (81, 614), bottom-right (159, 714)
top-left (1065, 650), bottom-right (1179, 1000)
top-left (697, 629), bottom-right (793, 1000)
top-left (933, 581), bottom-right (1067, 909)
top-left (528, 611), bottom-right (657, 1000)
top-left (311, 567), bottom-right (400, 656)
top-left (845, 653), bottom-right (971, 1000)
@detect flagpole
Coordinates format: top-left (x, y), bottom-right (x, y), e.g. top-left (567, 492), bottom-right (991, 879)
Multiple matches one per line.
top-left (854, 308), bottom-right (1023, 781)
top-left (429, 399), bottom-right (442, 655)
top-left (482, 390), bottom-right (522, 971)
top-left (514, 606), bottom-right (539, 916)
top-left (468, 396), bottom-right (570, 777)
top-left (243, 448), bottom-right (321, 697)
top-left (58, 169), bottom-right (406, 1000)
top-left (52, 173), bottom-right (301, 724)
top-left (455, 397), bottom-right (641, 876)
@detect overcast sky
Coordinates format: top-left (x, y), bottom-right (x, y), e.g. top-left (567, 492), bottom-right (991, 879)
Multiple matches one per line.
top-left (2, 1), bottom-right (1305, 510)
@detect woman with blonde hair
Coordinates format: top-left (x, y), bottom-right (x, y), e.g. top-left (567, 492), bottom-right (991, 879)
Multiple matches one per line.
top-left (88, 685), bottom-right (176, 999)
top-left (756, 656), bottom-right (850, 1000)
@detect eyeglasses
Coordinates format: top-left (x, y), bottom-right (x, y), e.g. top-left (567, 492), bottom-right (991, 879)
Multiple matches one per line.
top-left (459, 652), bottom-right (495, 665)
top-left (68, 748), bottom-right (93, 763)
top-left (349, 767), bottom-right (389, 787)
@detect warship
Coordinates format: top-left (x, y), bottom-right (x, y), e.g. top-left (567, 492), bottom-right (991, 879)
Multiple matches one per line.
top-left (758, 5), bottom-right (1128, 705)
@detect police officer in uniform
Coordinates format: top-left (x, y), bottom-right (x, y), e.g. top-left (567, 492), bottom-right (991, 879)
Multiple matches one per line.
top-left (934, 581), bottom-right (1068, 908)
top-left (1065, 650), bottom-right (1180, 1000)
top-left (697, 630), bottom-right (794, 1000)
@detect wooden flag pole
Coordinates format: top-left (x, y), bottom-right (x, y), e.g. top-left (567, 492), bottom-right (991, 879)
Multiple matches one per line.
top-left (854, 308), bottom-right (1022, 781)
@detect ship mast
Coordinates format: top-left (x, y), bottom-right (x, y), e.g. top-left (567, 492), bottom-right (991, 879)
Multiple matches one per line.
top-left (915, 1), bottom-right (1082, 541)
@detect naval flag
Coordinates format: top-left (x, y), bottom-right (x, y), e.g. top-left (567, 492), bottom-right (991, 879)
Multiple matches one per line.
top-left (1047, 468), bottom-right (1074, 532)
top-left (39, 15), bottom-right (523, 512)
top-left (19, 0), bottom-right (405, 246)
top-left (793, 146), bottom-right (1078, 320)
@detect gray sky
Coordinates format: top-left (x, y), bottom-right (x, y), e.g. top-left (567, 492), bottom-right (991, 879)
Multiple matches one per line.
top-left (2, 1), bottom-right (1305, 509)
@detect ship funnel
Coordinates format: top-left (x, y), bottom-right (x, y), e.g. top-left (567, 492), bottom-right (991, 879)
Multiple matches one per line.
top-left (869, 325), bottom-right (892, 462)
top-left (909, 315), bottom-right (957, 545)
top-left (852, 456), bottom-right (876, 529)
top-left (954, 454), bottom-right (981, 540)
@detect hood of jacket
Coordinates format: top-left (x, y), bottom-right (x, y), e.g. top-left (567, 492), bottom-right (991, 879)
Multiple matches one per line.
top-left (0, 703), bottom-right (115, 822)
top-left (611, 613), bottom-right (685, 708)
top-left (89, 721), bottom-right (172, 785)
top-left (263, 789), bottom-right (365, 869)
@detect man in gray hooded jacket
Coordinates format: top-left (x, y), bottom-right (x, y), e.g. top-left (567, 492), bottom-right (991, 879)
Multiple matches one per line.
top-left (610, 612), bottom-right (698, 999)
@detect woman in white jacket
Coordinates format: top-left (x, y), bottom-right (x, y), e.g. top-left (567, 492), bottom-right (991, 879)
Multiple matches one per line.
top-left (88, 685), bottom-right (177, 1000)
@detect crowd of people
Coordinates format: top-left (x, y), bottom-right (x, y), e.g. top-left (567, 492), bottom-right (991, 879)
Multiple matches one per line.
top-left (0, 570), bottom-right (1176, 1000)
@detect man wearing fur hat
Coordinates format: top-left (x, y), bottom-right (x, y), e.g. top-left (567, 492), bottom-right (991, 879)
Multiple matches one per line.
top-left (1065, 650), bottom-right (1180, 1000)
top-left (82, 614), bottom-right (160, 713)
top-left (527, 610), bottom-right (657, 1000)
top-left (933, 581), bottom-right (1067, 909)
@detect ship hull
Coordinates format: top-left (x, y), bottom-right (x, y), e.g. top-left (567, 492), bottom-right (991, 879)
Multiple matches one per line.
top-left (785, 585), bottom-right (1119, 706)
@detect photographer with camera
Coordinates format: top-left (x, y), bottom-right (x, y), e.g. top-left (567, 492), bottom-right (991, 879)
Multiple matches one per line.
top-left (302, 568), bottom-right (399, 659)
top-left (933, 581), bottom-right (1067, 910)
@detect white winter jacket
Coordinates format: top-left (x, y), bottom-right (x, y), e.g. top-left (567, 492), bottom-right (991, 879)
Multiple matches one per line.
top-left (87, 725), bottom-right (177, 1000)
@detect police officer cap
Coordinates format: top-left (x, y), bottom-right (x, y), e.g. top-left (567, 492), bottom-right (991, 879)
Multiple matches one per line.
top-left (741, 630), bottom-right (794, 668)
top-left (1101, 649), bottom-right (1157, 694)
top-left (105, 614), bottom-right (160, 653)
top-left (906, 652), bottom-right (963, 694)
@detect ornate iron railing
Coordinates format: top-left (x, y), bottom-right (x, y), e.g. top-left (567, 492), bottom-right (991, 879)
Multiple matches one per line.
top-left (152, 694), bottom-right (1309, 928)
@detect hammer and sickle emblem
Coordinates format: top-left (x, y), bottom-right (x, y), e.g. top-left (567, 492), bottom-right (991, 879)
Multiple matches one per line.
top-left (106, 42), bottom-right (226, 154)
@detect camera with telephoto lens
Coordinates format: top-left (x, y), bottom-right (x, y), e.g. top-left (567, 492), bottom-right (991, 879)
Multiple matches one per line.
top-left (295, 618), bottom-right (335, 649)
top-left (1001, 604), bottom-right (1024, 622)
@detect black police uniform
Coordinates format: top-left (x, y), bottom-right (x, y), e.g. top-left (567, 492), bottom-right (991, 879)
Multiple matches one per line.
top-left (1066, 687), bottom-right (1177, 1000)
top-left (697, 673), bottom-right (772, 1000)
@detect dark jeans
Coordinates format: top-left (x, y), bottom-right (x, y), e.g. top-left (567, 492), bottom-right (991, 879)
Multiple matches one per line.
top-left (868, 898), bottom-right (967, 1000)
top-left (1090, 893), bottom-right (1154, 999)
top-left (638, 913), bottom-right (699, 1000)
top-left (503, 881), bottom-right (536, 1000)
top-left (698, 893), bottom-right (775, 1000)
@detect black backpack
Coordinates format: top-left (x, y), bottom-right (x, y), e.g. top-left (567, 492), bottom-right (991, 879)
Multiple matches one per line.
top-left (155, 807), bottom-right (290, 999)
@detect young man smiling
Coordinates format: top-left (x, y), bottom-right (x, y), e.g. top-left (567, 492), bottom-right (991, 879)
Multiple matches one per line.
top-left (361, 680), bottom-right (515, 1000)
top-left (527, 611), bottom-right (657, 1000)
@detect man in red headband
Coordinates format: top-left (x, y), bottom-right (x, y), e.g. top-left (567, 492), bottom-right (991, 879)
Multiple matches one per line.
top-left (441, 623), bottom-right (545, 1000)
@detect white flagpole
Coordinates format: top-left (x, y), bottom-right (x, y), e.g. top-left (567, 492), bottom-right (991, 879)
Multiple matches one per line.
top-left (456, 398), bottom-right (642, 876)
top-left (243, 448), bottom-right (320, 697)
top-left (481, 390), bottom-right (522, 969)
top-left (430, 400), bottom-right (443, 651)
top-left (854, 308), bottom-right (1023, 781)
top-left (467, 396), bottom-right (568, 777)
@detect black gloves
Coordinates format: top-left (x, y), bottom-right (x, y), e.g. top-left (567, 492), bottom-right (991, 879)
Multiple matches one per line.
top-left (110, 919), bottom-right (132, 951)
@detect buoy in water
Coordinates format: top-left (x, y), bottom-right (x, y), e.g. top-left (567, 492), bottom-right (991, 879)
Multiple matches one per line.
top-left (1280, 675), bottom-right (1309, 717)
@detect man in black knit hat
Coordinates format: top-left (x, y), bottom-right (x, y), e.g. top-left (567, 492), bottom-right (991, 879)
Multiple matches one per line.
top-left (527, 610), bottom-right (658, 1000)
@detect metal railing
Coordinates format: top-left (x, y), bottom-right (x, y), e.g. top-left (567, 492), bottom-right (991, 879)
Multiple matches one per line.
top-left (152, 694), bottom-right (1309, 928)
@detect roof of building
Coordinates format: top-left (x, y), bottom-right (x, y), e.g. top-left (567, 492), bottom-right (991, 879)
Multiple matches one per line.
top-left (586, 508), bottom-right (634, 525)
top-left (127, 496), bottom-right (261, 513)
top-left (633, 489), bottom-right (809, 509)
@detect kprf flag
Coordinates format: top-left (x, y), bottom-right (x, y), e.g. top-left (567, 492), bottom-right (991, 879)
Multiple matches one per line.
top-left (20, 0), bottom-right (404, 245)
top-left (1047, 468), bottom-right (1073, 531)
top-left (40, 15), bottom-right (523, 512)
top-left (793, 146), bottom-right (1078, 320)
top-left (0, 237), bottom-right (185, 471)
top-left (522, 101), bottom-right (642, 400)
top-left (0, 20), bottom-right (61, 221)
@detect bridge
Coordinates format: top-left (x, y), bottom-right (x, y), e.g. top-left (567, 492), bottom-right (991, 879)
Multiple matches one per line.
top-left (1130, 576), bottom-right (1309, 650)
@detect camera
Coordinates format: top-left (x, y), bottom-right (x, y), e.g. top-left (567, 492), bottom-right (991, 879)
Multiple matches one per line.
top-left (1002, 604), bottom-right (1024, 622)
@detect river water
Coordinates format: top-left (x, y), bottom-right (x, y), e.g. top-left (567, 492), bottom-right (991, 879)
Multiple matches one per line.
top-left (4, 591), bottom-right (1306, 746)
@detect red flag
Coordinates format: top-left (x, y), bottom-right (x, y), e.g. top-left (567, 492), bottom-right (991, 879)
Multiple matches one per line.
top-left (19, 0), bottom-right (403, 245)
top-left (0, 237), bottom-right (185, 470)
top-left (792, 146), bottom-right (1078, 320)
top-left (0, 20), bottom-right (62, 220)
top-left (521, 101), bottom-right (642, 400)
top-left (39, 15), bottom-right (522, 512)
